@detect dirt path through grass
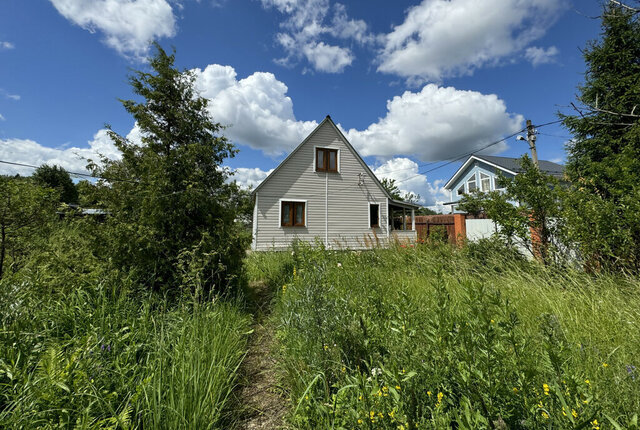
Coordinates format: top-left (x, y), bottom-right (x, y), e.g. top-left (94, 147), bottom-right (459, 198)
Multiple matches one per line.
top-left (236, 281), bottom-right (288, 429)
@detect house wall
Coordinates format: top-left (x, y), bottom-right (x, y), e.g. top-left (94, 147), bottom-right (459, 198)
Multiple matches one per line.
top-left (253, 121), bottom-right (389, 250)
top-left (446, 160), bottom-right (516, 212)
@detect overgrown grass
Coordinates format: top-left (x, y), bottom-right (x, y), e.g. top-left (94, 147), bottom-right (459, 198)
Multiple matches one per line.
top-left (0, 224), bottom-right (251, 429)
top-left (258, 240), bottom-right (640, 429)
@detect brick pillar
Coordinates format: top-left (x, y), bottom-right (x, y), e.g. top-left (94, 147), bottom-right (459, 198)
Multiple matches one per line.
top-left (453, 213), bottom-right (466, 246)
top-left (529, 212), bottom-right (543, 261)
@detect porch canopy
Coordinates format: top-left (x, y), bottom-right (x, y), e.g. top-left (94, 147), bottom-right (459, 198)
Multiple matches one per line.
top-left (389, 199), bottom-right (421, 231)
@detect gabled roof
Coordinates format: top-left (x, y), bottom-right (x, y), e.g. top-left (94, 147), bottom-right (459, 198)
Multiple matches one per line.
top-left (444, 154), bottom-right (565, 190)
top-left (252, 115), bottom-right (421, 208)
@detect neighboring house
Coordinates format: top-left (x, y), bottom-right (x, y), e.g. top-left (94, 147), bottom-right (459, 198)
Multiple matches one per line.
top-left (442, 155), bottom-right (564, 213)
top-left (251, 116), bottom-right (420, 250)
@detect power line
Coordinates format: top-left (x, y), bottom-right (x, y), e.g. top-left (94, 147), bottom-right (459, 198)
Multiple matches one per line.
top-left (0, 159), bottom-right (140, 184)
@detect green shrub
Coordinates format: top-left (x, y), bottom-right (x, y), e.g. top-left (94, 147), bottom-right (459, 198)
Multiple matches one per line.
top-left (0, 223), bottom-right (251, 429)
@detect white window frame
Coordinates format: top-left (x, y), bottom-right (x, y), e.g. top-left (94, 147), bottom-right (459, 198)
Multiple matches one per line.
top-left (479, 172), bottom-right (491, 192)
top-left (278, 198), bottom-right (308, 228)
top-left (466, 173), bottom-right (477, 193)
top-left (368, 202), bottom-right (381, 229)
top-left (313, 146), bottom-right (340, 173)
top-left (456, 184), bottom-right (465, 196)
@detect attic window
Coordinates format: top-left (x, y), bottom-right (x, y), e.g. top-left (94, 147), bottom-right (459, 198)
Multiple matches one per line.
top-left (281, 201), bottom-right (306, 227)
top-left (316, 148), bottom-right (338, 172)
top-left (457, 184), bottom-right (465, 196)
top-left (480, 172), bottom-right (491, 191)
top-left (467, 175), bottom-right (477, 193)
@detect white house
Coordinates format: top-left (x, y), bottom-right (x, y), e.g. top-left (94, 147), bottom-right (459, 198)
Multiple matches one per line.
top-left (251, 116), bottom-right (420, 250)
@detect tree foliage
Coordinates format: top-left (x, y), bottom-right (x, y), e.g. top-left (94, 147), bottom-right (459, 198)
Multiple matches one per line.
top-left (458, 156), bottom-right (564, 264)
top-left (560, 3), bottom-right (640, 271)
top-left (92, 44), bottom-right (249, 294)
top-left (381, 178), bottom-right (402, 200)
top-left (32, 164), bottom-right (78, 204)
top-left (0, 176), bottom-right (58, 279)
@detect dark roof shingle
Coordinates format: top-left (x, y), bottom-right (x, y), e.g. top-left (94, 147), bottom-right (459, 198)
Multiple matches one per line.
top-left (476, 155), bottom-right (564, 177)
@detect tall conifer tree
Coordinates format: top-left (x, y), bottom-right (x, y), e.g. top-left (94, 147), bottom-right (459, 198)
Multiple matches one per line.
top-left (93, 44), bottom-right (249, 294)
top-left (561, 3), bottom-right (640, 270)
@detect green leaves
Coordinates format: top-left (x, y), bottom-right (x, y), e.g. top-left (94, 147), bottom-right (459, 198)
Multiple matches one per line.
top-left (561, 3), bottom-right (640, 272)
top-left (91, 44), bottom-right (249, 295)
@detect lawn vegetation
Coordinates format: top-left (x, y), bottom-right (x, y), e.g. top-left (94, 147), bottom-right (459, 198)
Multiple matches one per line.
top-left (252, 241), bottom-right (640, 429)
top-left (0, 222), bottom-right (251, 429)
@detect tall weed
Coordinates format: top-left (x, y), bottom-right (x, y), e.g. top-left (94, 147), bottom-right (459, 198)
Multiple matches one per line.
top-left (264, 242), bottom-right (640, 429)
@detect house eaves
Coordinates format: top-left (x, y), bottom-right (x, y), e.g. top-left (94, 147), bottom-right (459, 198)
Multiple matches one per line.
top-left (444, 155), bottom-right (518, 190)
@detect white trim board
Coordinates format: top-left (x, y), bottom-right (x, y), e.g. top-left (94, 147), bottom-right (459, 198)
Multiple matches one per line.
top-left (444, 155), bottom-right (518, 190)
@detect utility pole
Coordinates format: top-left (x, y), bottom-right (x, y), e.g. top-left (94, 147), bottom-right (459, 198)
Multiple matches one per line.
top-left (526, 119), bottom-right (539, 169)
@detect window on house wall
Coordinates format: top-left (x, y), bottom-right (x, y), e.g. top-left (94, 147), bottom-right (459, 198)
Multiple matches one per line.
top-left (480, 172), bottom-right (491, 191)
top-left (369, 203), bottom-right (380, 228)
top-left (467, 175), bottom-right (477, 192)
top-left (281, 201), bottom-right (306, 227)
top-left (457, 184), bottom-right (465, 196)
top-left (316, 148), bottom-right (338, 172)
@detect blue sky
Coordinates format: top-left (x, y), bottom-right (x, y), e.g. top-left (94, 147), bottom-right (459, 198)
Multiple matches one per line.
top-left (0, 0), bottom-right (603, 208)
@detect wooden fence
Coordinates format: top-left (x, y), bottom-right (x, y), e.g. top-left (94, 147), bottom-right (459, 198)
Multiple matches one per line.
top-left (411, 214), bottom-right (487, 245)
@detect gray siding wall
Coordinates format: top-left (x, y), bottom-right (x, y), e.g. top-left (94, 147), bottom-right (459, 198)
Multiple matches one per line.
top-left (254, 122), bottom-right (389, 250)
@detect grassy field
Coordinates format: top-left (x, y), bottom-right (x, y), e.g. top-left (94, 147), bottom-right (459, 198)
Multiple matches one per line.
top-left (248, 240), bottom-right (640, 429)
top-left (0, 225), bottom-right (251, 429)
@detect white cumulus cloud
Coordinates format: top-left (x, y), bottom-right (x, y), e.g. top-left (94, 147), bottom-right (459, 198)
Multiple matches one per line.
top-left (372, 157), bottom-right (450, 207)
top-left (0, 130), bottom-right (121, 176)
top-left (344, 84), bottom-right (523, 161)
top-left (193, 64), bottom-right (318, 155)
top-left (377, 0), bottom-right (565, 81)
top-left (261, 0), bottom-right (373, 73)
top-left (0, 41), bottom-right (14, 50)
top-left (49, 0), bottom-right (177, 59)
top-left (524, 46), bottom-right (559, 66)
top-left (231, 167), bottom-right (274, 189)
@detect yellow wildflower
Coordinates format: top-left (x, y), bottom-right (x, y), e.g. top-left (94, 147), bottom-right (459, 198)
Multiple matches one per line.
top-left (341, 366), bottom-right (346, 373)
top-left (282, 284), bottom-right (287, 293)
top-left (370, 411), bottom-right (375, 419)
top-left (591, 419), bottom-right (599, 430)
top-left (378, 412), bottom-right (384, 419)
top-left (602, 362), bottom-right (608, 368)
top-left (437, 392), bottom-right (444, 402)
top-left (389, 410), bottom-right (396, 419)
top-left (562, 407), bottom-right (567, 417)
top-left (396, 385), bottom-right (401, 391)
top-left (357, 419), bottom-right (363, 424)
top-left (585, 379), bottom-right (590, 385)
top-left (542, 411), bottom-right (549, 419)
top-left (490, 319), bottom-right (495, 324)
top-left (538, 401), bottom-right (544, 408)
top-left (572, 409), bottom-right (578, 418)
top-left (401, 368), bottom-right (406, 374)
top-left (512, 387), bottom-right (518, 394)
top-left (543, 383), bottom-right (550, 395)
top-left (323, 344), bottom-right (329, 351)
top-left (427, 391), bottom-right (432, 397)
